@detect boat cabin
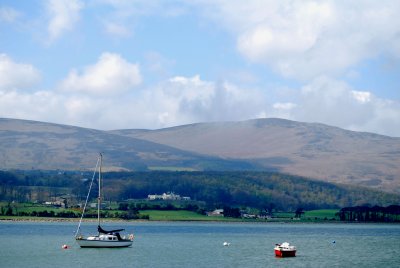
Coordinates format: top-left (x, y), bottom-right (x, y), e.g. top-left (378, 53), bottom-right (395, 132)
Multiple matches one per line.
top-left (87, 234), bottom-right (120, 241)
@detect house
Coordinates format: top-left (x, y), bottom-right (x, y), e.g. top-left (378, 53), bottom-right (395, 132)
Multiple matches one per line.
top-left (147, 192), bottom-right (191, 201)
top-left (207, 209), bottom-right (224, 217)
top-left (242, 213), bottom-right (257, 219)
top-left (89, 202), bottom-right (106, 209)
top-left (43, 197), bottom-right (67, 208)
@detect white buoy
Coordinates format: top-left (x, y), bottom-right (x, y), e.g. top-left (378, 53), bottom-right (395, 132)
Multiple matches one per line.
top-left (223, 242), bottom-right (230, 246)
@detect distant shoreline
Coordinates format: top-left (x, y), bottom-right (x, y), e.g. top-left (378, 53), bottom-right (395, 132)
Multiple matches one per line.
top-left (0, 216), bottom-right (308, 223)
top-left (0, 217), bottom-right (147, 223)
top-left (0, 217), bottom-right (243, 223)
top-left (2, 216), bottom-right (394, 224)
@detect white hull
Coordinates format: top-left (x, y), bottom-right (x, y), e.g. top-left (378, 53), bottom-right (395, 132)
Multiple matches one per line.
top-left (76, 239), bottom-right (133, 248)
top-left (75, 154), bottom-right (135, 249)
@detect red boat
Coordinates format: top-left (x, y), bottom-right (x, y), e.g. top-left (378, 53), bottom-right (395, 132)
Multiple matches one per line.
top-left (274, 242), bottom-right (296, 257)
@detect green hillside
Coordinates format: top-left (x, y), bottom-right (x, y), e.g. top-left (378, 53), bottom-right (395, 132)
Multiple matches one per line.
top-left (1, 170), bottom-right (399, 211)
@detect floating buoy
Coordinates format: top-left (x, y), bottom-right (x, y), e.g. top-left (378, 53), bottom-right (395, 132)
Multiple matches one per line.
top-left (62, 244), bottom-right (68, 249)
top-left (332, 240), bottom-right (336, 244)
top-left (223, 242), bottom-right (230, 246)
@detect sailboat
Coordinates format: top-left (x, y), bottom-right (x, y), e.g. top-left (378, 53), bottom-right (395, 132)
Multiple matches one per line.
top-left (75, 153), bottom-right (134, 248)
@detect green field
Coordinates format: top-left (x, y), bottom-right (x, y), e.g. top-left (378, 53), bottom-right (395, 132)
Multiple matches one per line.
top-left (142, 209), bottom-right (341, 222)
top-left (271, 209), bottom-right (339, 221)
top-left (303, 209), bottom-right (339, 220)
top-left (141, 210), bottom-right (241, 221)
top-left (272, 212), bottom-right (294, 218)
top-left (0, 202), bottom-right (78, 213)
top-left (0, 201), bottom-right (340, 222)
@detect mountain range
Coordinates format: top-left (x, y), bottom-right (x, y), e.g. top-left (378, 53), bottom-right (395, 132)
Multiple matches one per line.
top-left (1, 117), bottom-right (399, 194)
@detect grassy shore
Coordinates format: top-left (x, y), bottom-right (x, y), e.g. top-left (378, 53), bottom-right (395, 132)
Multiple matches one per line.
top-left (142, 210), bottom-right (242, 221)
top-left (1, 201), bottom-right (341, 222)
top-left (0, 209), bottom-right (340, 222)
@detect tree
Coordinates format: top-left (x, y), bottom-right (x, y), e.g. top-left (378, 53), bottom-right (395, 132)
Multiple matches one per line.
top-left (5, 205), bottom-right (13, 216)
top-left (118, 203), bottom-right (128, 211)
top-left (223, 206), bottom-right (241, 218)
top-left (294, 208), bottom-right (304, 218)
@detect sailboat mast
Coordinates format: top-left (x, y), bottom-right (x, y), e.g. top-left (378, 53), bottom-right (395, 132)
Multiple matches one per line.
top-left (97, 153), bottom-right (102, 227)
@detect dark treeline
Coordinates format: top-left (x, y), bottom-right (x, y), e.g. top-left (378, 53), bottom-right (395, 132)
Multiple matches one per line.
top-left (0, 170), bottom-right (87, 203)
top-left (102, 171), bottom-right (400, 211)
top-left (1, 170), bottom-right (400, 211)
top-left (338, 205), bottom-right (400, 222)
top-left (0, 204), bottom-right (149, 220)
top-left (0, 199), bottom-right (219, 219)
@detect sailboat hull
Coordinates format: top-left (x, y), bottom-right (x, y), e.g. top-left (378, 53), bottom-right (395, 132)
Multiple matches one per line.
top-left (76, 239), bottom-right (133, 248)
top-left (75, 154), bottom-right (134, 249)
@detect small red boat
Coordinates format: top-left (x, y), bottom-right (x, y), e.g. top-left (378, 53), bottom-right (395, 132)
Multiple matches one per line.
top-left (274, 242), bottom-right (296, 257)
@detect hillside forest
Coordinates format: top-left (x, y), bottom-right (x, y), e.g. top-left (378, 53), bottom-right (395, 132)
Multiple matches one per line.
top-left (1, 170), bottom-right (399, 213)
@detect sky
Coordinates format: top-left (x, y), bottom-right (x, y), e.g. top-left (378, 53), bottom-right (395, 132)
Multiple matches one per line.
top-left (1, 0), bottom-right (400, 137)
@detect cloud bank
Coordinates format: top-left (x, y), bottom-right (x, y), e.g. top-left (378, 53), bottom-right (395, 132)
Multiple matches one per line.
top-left (60, 52), bottom-right (142, 95)
top-left (295, 77), bottom-right (400, 136)
top-left (200, 0), bottom-right (400, 80)
top-left (0, 54), bottom-right (41, 90)
top-left (1, 1), bottom-right (399, 137)
top-left (1, 52), bottom-right (399, 136)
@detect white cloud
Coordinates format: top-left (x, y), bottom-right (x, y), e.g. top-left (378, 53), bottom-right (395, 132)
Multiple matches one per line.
top-left (104, 21), bottom-right (131, 37)
top-left (273, 102), bottom-right (297, 110)
top-left (141, 75), bottom-right (267, 127)
top-left (0, 89), bottom-right (105, 128)
top-left (352, 91), bottom-right (371, 104)
top-left (46, 0), bottom-right (84, 42)
top-left (1, 65), bottom-right (400, 136)
top-left (362, 99), bottom-right (400, 137)
top-left (295, 76), bottom-right (374, 127)
top-left (270, 102), bottom-right (297, 119)
top-left (0, 54), bottom-right (41, 91)
top-left (238, 2), bottom-right (333, 61)
top-left (198, 1), bottom-right (400, 80)
top-left (275, 76), bottom-right (400, 137)
top-left (1, 74), bottom-right (267, 130)
top-left (3, 0), bottom-right (400, 138)
top-left (60, 52), bottom-right (142, 95)
top-left (0, 6), bottom-right (21, 23)
top-left (0, 90), bottom-right (63, 122)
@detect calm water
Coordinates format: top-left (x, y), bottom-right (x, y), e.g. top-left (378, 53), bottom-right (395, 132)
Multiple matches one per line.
top-left (0, 221), bottom-right (399, 268)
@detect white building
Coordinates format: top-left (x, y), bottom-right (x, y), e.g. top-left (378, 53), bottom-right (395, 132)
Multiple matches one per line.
top-left (147, 192), bottom-right (191, 201)
top-left (207, 209), bottom-right (224, 217)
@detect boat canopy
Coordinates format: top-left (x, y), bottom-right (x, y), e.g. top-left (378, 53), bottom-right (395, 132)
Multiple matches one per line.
top-left (98, 225), bottom-right (125, 234)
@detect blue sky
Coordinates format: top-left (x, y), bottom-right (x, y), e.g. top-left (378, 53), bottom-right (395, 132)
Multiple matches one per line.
top-left (1, 0), bottom-right (400, 137)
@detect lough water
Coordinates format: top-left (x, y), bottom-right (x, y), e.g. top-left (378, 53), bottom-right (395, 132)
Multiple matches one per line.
top-left (0, 221), bottom-right (399, 268)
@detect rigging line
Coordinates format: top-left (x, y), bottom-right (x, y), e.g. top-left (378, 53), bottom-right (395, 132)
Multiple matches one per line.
top-left (97, 153), bottom-right (102, 228)
top-left (75, 155), bottom-right (101, 237)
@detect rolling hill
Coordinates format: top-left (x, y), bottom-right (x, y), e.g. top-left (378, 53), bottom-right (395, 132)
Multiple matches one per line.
top-left (1, 117), bottom-right (399, 194)
top-left (111, 118), bottom-right (400, 194)
top-left (0, 118), bottom-right (253, 172)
